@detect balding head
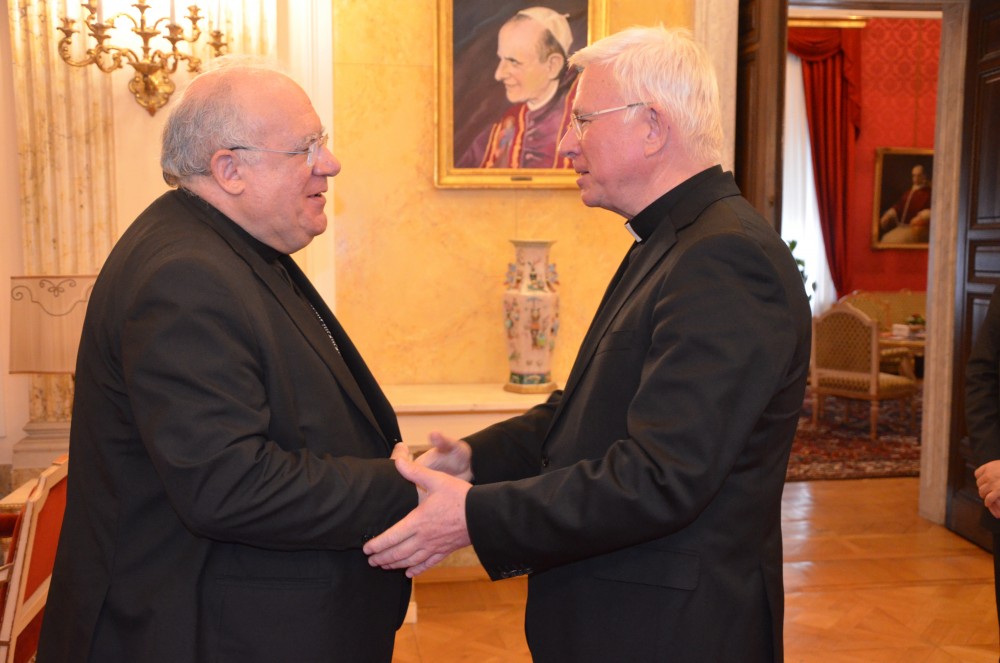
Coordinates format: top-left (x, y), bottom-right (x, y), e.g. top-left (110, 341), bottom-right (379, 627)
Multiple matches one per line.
top-left (161, 57), bottom-right (302, 187)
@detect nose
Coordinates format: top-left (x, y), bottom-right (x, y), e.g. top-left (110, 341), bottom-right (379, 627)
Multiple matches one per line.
top-left (315, 145), bottom-right (341, 177)
top-left (495, 59), bottom-right (508, 81)
top-left (557, 126), bottom-right (578, 160)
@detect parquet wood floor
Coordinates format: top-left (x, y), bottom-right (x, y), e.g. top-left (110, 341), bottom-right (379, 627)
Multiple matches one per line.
top-left (392, 478), bottom-right (1000, 662)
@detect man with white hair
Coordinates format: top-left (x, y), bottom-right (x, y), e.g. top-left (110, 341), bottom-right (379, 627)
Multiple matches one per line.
top-left (457, 6), bottom-right (578, 168)
top-left (368, 25), bottom-right (810, 662)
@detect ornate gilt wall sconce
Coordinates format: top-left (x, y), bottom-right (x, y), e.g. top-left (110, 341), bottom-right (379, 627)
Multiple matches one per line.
top-left (56, 1), bottom-right (228, 116)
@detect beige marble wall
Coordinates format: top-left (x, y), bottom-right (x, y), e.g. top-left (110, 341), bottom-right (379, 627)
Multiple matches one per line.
top-left (332, 1), bottom-right (692, 387)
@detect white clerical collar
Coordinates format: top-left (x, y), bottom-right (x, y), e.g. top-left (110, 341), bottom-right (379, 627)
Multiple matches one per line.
top-left (624, 222), bottom-right (643, 243)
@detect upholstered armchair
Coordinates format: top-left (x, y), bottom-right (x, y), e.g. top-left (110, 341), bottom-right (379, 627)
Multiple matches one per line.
top-left (0, 455), bottom-right (68, 663)
top-left (838, 290), bottom-right (916, 376)
top-left (811, 302), bottom-right (919, 440)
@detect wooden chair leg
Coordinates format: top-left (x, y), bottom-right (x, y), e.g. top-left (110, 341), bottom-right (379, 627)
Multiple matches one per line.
top-left (813, 392), bottom-right (820, 426)
top-left (870, 401), bottom-right (879, 440)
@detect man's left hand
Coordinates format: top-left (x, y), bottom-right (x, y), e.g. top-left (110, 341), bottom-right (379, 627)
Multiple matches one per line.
top-left (364, 458), bottom-right (472, 577)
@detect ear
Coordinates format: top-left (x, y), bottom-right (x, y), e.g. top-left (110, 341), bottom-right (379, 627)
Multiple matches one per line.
top-left (545, 53), bottom-right (566, 79)
top-left (643, 106), bottom-right (670, 158)
top-left (209, 150), bottom-right (246, 195)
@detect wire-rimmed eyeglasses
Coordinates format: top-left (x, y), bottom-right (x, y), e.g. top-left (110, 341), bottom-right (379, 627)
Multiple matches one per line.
top-left (229, 132), bottom-right (329, 167)
top-left (570, 102), bottom-right (651, 139)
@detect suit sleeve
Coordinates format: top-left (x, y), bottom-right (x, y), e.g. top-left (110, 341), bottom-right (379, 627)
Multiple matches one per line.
top-left (121, 255), bottom-right (416, 550)
top-left (465, 391), bottom-right (561, 483)
top-left (967, 288), bottom-right (1000, 467)
top-left (465, 231), bottom-right (804, 575)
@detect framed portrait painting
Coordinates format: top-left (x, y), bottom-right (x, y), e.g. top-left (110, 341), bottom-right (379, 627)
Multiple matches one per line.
top-left (871, 147), bottom-right (934, 250)
top-left (435, 0), bottom-right (608, 188)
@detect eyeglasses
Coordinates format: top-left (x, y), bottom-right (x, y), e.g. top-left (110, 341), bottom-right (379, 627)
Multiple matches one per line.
top-left (570, 102), bottom-right (651, 138)
top-left (229, 132), bottom-right (329, 167)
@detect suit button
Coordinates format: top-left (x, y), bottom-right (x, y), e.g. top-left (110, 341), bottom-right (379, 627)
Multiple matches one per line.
top-left (540, 455), bottom-right (549, 468)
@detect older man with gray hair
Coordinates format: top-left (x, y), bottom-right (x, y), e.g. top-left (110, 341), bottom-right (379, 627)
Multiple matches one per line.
top-left (369, 26), bottom-right (810, 663)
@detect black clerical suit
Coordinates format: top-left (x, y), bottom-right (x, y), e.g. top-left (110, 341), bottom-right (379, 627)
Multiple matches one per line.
top-left (463, 167), bottom-right (812, 662)
top-left (966, 286), bottom-right (1000, 645)
top-left (37, 190), bottom-right (416, 663)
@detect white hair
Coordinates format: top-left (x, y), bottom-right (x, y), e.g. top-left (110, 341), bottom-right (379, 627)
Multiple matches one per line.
top-left (569, 26), bottom-right (724, 165)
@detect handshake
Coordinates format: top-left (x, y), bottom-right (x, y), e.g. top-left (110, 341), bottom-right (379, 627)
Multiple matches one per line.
top-left (364, 433), bottom-right (476, 577)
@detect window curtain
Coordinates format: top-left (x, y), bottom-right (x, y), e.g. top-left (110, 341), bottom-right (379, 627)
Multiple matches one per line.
top-left (8, 0), bottom-right (118, 424)
top-left (6, 0), bottom-right (276, 426)
top-left (787, 27), bottom-right (862, 299)
top-left (783, 54), bottom-right (838, 315)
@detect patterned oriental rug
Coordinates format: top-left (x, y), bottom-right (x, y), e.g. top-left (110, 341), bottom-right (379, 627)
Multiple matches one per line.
top-left (785, 387), bottom-right (923, 481)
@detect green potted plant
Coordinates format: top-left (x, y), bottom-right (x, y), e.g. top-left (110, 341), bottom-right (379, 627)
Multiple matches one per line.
top-left (906, 313), bottom-right (926, 334)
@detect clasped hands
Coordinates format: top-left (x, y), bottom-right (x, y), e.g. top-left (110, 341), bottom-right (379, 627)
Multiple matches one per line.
top-left (368, 434), bottom-right (474, 577)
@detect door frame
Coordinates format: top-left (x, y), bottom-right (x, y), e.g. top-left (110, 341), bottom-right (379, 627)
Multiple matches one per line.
top-left (699, 0), bottom-right (969, 523)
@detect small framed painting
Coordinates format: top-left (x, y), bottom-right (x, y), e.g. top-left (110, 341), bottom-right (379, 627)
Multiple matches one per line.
top-left (872, 147), bottom-right (933, 249)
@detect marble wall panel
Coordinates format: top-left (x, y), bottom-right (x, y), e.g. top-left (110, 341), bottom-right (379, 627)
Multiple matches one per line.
top-left (332, 0), bottom-right (692, 386)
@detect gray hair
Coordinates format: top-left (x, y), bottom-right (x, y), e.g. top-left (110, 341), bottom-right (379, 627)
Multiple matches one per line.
top-left (160, 55), bottom-right (285, 187)
top-left (569, 26), bottom-right (724, 165)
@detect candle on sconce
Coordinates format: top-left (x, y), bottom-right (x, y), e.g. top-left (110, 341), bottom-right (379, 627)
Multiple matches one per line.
top-left (170, 0), bottom-right (177, 24)
top-left (95, 0), bottom-right (103, 22)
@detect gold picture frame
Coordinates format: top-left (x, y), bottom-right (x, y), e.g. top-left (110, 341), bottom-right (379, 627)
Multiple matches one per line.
top-left (435, 0), bottom-right (608, 189)
top-left (871, 147), bottom-right (933, 250)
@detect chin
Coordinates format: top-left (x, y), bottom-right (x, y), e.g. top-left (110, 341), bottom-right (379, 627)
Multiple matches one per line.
top-left (303, 215), bottom-right (328, 240)
top-left (578, 189), bottom-right (599, 208)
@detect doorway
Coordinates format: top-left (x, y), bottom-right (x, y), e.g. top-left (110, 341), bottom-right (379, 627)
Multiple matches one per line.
top-left (730, 0), bottom-right (968, 525)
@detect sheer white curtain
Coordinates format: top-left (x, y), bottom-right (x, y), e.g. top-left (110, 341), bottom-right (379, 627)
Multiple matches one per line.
top-left (781, 54), bottom-right (838, 315)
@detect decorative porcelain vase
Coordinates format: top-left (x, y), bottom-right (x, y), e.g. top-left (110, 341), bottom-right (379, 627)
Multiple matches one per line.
top-left (503, 239), bottom-right (559, 393)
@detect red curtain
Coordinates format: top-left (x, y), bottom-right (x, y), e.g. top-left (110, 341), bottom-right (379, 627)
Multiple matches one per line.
top-left (787, 28), bottom-right (861, 298)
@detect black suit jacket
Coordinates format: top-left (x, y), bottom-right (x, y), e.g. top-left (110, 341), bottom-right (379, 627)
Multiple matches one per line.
top-left (464, 168), bottom-right (812, 662)
top-left (37, 190), bottom-right (417, 663)
top-left (966, 287), bottom-right (1000, 532)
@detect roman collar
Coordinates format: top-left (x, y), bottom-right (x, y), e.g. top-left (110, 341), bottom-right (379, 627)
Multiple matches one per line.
top-left (624, 165), bottom-right (723, 243)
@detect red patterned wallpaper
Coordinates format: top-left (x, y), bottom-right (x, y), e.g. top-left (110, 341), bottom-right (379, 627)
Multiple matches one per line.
top-left (841, 18), bottom-right (939, 294)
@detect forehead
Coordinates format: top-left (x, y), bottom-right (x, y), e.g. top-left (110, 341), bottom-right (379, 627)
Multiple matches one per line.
top-left (497, 19), bottom-right (546, 57)
top-left (242, 77), bottom-right (321, 141)
top-left (574, 64), bottom-right (621, 108)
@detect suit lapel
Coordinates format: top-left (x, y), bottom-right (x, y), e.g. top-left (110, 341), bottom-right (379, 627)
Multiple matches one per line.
top-left (549, 170), bottom-right (743, 429)
top-left (279, 257), bottom-right (401, 448)
top-left (557, 228), bottom-right (677, 406)
top-left (184, 196), bottom-right (398, 451)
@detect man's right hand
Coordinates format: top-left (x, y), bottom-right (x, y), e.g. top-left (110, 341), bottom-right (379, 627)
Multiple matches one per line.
top-left (417, 432), bottom-right (474, 483)
top-left (975, 460), bottom-right (1000, 518)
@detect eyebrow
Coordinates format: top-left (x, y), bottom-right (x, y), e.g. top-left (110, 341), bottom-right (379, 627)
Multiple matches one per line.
top-left (296, 129), bottom-right (326, 148)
